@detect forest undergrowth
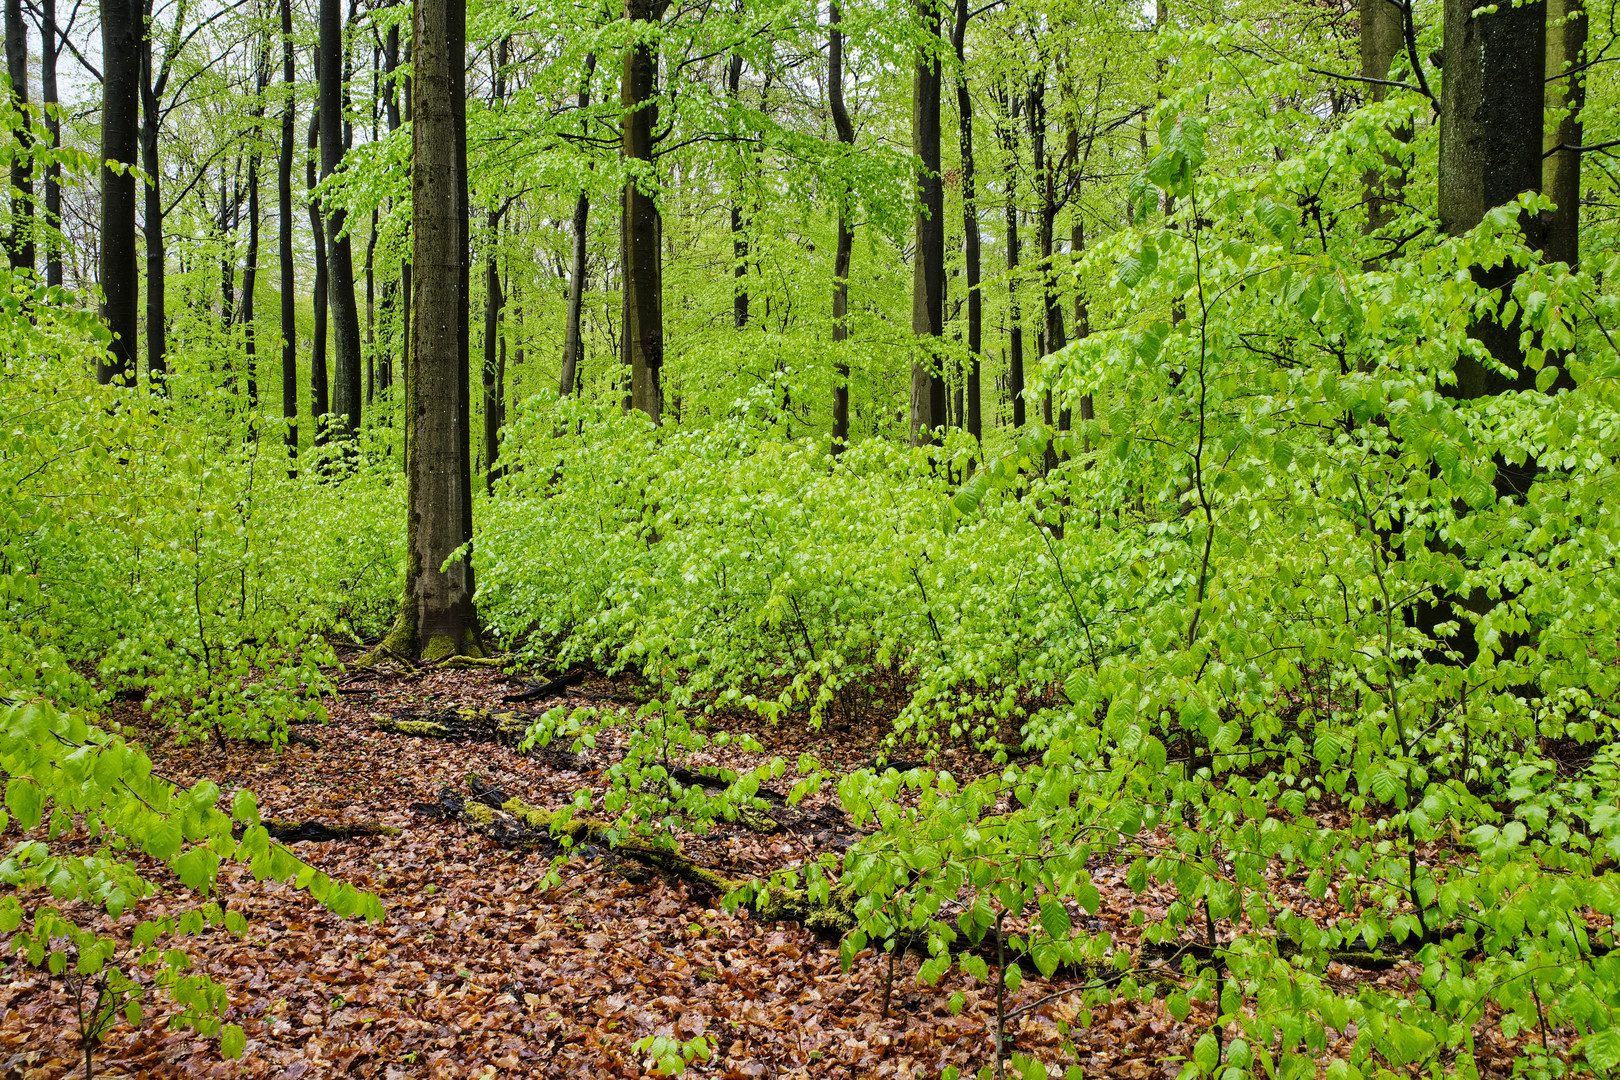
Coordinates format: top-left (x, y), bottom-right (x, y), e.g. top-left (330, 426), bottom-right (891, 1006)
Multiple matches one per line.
top-left (0, 664), bottom-right (1555, 1080)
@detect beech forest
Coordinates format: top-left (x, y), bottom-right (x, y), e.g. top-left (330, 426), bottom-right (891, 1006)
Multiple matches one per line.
top-left (2, 0), bottom-right (1619, 1076)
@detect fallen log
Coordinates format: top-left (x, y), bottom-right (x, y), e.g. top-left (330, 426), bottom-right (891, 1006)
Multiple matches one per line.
top-left (502, 670), bottom-right (587, 704)
top-left (259, 819), bottom-right (401, 843)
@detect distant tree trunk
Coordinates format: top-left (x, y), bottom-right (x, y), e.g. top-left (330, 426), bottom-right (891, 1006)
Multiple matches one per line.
top-left (999, 86), bottom-right (1024, 428)
top-left (1031, 82), bottom-right (1064, 433)
top-left (280, 0), bottom-right (297, 465)
top-left (99, 0), bottom-right (142, 386)
top-left (40, 0), bottom-right (60, 287)
top-left (622, 0), bottom-right (670, 423)
top-left (950, 0), bottom-right (980, 442)
top-left (307, 102), bottom-right (330, 431)
top-left (6, 0), bottom-right (33, 273)
top-left (559, 53), bottom-right (594, 397)
top-left (380, 0), bottom-right (479, 660)
top-left (728, 49), bottom-right (748, 329)
top-left (481, 38), bottom-right (508, 489)
top-left (321, 0), bottom-right (363, 439)
top-left (1359, 0), bottom-right (1407, 235)
top-left (376, 14), bottom-right (401, 398)
top-left (910, 0), bottom-right (944, 446)
top-left (829, 0), bottom-right (854, 454)
top-left (1543, 0), bottom-right (1586, 270)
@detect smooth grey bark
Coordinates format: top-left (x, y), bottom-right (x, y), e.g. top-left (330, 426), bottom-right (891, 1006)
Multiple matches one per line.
top-left (829, 0), bottom-right (854, 453)
top-left (1543, 0), bottom-right (1586, 270)
top-left (382, 0), bottom-right (479, 659)
top-left (909, 0), bottom-right (944, 446)
top-left (99, 0), bottom-right (141, 386)
top-left (321, 0), bottom-right (363, 438)
top-left (622, 0), bottom-right (670, 423)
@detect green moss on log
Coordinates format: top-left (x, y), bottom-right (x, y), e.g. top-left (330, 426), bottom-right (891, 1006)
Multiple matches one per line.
top-left (375, 717), bottom-right (452, 738)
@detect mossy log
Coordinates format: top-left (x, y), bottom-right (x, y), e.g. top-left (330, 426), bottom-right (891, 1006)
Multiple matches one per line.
top-left (450, 779), bottom-right (857, 936)
top-left (372, 707), bottom-right (535, 748)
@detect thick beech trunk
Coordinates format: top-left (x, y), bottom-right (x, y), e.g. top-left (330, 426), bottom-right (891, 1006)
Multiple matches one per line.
top-left (280, 0), bottom-right (298, 463)
top-left (621, 0), bottom-right (669, 423)
top-left (909, 0), bottom-right (944, 446)
top-left (829, 0), bottom-right (854, 453)
top-left (99, 0), bottom-right (142, 385)
top-left (380, 0), bottom-right (480, 659)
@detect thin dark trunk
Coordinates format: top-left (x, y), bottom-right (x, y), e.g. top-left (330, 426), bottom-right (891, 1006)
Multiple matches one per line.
top-left (999, 85), bottom-right (1024, 428)
top-left (366, 207), bottom-right (377, 404)
top-left (241, 50), bottom-right (265, 409)
top-left (6, 0), bottom-right (33, 272)
top-left (483, 211), bottom-right (503, 490)
top-left (321, 0), bottom-right (363, 438)
top-left (40, 0), bottom-right (59, 287)
top-left (99, 0), bottom-right (141, 386)
top-left (622, 0), bottom-right (670, 423)
top-left (280, 0), bottom-right (297, 464)
top-left (951, 0), bottom-right (980, 442)
top-left (829, 0), bottom-right (854, 454)
top-left (910, 0), bottom-right (944, 446)
top-left (728, 49), bottom-right (748, 329)
top-left (307, 101), bottom-right (330, 431)
top-left (561, 53), bottom-right (594, 397)
top-left (140, 35), bottom-right (166, 380)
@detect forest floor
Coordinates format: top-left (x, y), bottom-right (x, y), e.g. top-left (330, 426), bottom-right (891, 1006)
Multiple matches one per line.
top-left (0, 664), bottom-right (1529, 1080)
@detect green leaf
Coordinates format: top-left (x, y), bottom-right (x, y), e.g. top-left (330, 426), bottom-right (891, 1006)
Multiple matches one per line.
top-left (4, 778), bottom-right (43, 831)
top-left (1039, 897), bottom-right (1071, 941)
top-left (220, 1023), bottom-right (246, 1059)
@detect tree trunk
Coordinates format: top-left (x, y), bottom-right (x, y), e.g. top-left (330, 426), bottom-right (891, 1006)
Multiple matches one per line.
top-left (1543, 0), bottom-right (1586, 270)
top-left (6, 0), bottom-right (32, 273)
top-left (829, 0), bottom-right (854, 454)
top-left (307, 102), bottom-right (330, 431)
top-left (242, 146), bottom-right (262, 408)
top-left (909, 0), bottom-right (944, 446)
top-left (99, 0), bottom-right (141, 386)
top-left (381, 0), bottom-right (480, 660)
top-left (999, 86), bottom-right (1024, 428)
top-left (482, 212), bottom-right (504, 490)
top-left (40, 0), bottom-right (59, 287)
top-left (1031, 82), bottom-right (1065, 436)
top-left (321, 0), bottom-right (364, 439)
top-left (559, 53), bottom-right (595, 397)
top-left (1359, 0), bottom-right (1408, 235)
top-left (280, 0), bottom-right (297, 466)
top-left (621, 0), bottom-right (669, 423)
top-left (1437, 0), bottom-right (1544, 400)
top-left (728, 50), bottom-right (748, 329)
top-left (139, 38), bottom-right (168, 382)
top-left (951, 0), bottom-right (980, 442)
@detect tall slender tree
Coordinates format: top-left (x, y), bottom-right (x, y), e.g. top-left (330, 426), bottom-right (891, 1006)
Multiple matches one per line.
top-left (998, 85), bottom-right (1024, 428)
top-left (280, 0), bottom-right (298, 464)
top-left (6, 0), bottom-right (33, 273)
top-left (321, 0), bottom-right (364, 438)
top-left (307, 103), bottom-right (330, 428)
top-left (482, 37), bottom-right (508, 491)
top-left (559, 52), bottom-right (595, 397)
top-left (99, 0), bottom-right (142, 386)
top-left (39, 0), bottom-right (60, 288)
top-left (910, 0), bottom-right (944, 446)
top-left (950, 0), bottom-right (980, 442)
top-left (728, 45), bottom-right (748, 329)
top-left (1544, 0), bottom-right (1586, 269)
top-left (828, 0), bottom-right (855, 453)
